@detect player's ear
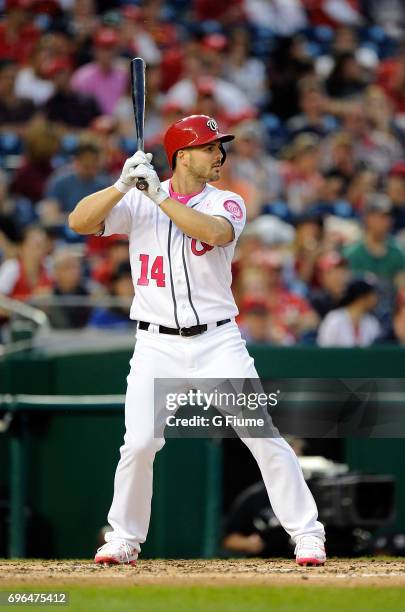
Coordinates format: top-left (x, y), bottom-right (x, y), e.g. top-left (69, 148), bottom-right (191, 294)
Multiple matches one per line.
top-left (177, 149), bottom-right (188, 167)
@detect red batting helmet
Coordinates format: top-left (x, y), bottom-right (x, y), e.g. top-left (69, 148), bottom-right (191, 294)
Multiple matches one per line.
top-left (163, 114), bottom-right (234, 169)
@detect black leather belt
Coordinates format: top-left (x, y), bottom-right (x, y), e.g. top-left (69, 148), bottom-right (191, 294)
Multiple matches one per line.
top-left (138, 319), bottom-right (231, 337)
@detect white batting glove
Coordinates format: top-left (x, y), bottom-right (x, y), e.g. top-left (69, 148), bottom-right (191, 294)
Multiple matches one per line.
top-left (130, 163), bottom-right (168, 206)
top-left (114, 150), bottom-right (153, 193)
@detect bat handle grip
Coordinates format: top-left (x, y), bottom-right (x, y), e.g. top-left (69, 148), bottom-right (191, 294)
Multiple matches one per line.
top-left (136, 178), bottom-right (148, 191)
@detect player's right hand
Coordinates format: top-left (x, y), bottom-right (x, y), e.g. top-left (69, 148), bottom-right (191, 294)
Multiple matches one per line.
top-left (114, 151), bottom-right (153, 193)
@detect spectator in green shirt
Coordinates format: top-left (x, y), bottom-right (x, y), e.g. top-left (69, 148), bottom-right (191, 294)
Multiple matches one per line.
top-left (343, 193), bottom-right (405, 284)
top-left (343, 193), bottom-right (405, 332)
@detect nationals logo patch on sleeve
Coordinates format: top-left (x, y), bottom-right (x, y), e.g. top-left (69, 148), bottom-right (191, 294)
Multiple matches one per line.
top-left (223, 200), bottom-right (243, 220)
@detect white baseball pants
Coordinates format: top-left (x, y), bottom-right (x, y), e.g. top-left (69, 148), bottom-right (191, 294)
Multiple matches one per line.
top-left (104, 321), bottom-right (325, 552)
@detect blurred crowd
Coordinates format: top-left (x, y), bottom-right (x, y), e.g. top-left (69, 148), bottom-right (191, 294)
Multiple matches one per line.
top-left (0, 0), bottom-right (405, 346)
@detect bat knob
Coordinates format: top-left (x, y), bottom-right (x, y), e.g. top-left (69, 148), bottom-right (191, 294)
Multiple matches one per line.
top-left (136, 179), bottom-right (148, 191)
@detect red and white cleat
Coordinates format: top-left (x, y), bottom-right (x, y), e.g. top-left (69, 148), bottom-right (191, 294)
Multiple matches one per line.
top-left (295, 535), bottom-right (326, 567)
top-left (94, 540), bottom-right (138, 566)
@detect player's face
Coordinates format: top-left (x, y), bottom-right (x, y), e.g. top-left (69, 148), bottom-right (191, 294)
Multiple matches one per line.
top-left (184, 141), bottom-right (223, 182)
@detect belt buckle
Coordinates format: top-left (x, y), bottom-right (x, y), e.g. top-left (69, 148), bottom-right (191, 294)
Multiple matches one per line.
top-left (179, 326), bottom-right (196, 337)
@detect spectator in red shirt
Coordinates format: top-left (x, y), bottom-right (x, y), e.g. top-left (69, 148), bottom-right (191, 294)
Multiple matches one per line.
top-left (91, 237), bottom-right (130, 288)
top-left (0, 0), bottom-right (40, 66)
top-left (238, 251), bottom-right (319, 345)
top-left (0, 225), bottom-right (52, 300)
top-left (11, 118), bottom-right (61, 204)
top-left (194, 0), bottom-right (245, 25)
top-left (264, 252), bottom-right (319, 344)
top-left (293, 212), bottom-right (325, 287)
top-left (377, 38), bottom-right (405, 115)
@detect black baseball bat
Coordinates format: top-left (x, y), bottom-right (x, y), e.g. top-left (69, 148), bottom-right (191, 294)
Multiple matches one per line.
top-left (131, 57), bottom-right (148, 191)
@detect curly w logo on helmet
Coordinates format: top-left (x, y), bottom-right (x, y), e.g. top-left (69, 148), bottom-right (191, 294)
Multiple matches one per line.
top-left (206, 118), bottom-right (218, 132)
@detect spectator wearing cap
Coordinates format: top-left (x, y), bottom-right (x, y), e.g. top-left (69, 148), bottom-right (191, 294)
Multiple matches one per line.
top-left (14, 37), bottom-right (56, 106)
top-left (387, 161), bottom-right (405, 233)
top-left (45, 141), bottom-right (111, 214)
top-left (0, 0), bottom-right (40, 65)
top-left (310, 252), bottom-right (350, 318)
top-left (88, 261), bottom-right (134, 329)
top-left (344, 193), bottom-right (405, 332)
top-left (200, 34), bottom-right (228, 80)
top-left (317, 277), bottom-right (381, 347)
top-left (192, 78), bottom-right (232, 131)
top-left (230, 120), bottom-right (283, 211)
top-left (0, 58), bottom-right (36, 131)
top-left (42, 56), bottom-right (102, 128)
top-left (280, 134), bottom-right (324, 215)
top-left (71, 27), bottom-right (128, 115)
top-left (164, 52), bottom-right (254, 123)
top-left (47, 247), bottom-right (91, 329)
top-left (343, 193), bottom-right (405, 285)
top-left (238, 299), bottom-right (270, 344)
top-left (243, 251), bottom-right (319, 345)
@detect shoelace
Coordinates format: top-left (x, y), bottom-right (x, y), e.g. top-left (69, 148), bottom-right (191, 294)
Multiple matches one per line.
top-left (121, 541), bottom-right (134, 563)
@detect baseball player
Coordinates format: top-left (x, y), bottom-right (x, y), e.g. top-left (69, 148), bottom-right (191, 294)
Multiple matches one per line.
top-left (68, 115), bottom-right (326, 567)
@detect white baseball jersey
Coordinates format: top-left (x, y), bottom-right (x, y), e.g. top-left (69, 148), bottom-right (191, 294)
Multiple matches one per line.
top-left (103, 179), bottom-right (246, 327)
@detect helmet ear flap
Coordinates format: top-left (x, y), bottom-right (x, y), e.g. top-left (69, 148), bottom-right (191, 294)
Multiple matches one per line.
top-left (220, 143), bottom-right (226, 165)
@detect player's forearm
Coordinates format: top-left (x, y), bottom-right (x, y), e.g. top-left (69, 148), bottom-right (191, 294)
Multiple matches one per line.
top-left (159, 197), bottom-right (231, 246)
top-left (68, 186), bottom-right (123, 235)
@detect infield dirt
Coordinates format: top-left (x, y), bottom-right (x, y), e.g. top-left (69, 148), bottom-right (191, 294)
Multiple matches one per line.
top-left (1, 559), bottom-right (405, 588)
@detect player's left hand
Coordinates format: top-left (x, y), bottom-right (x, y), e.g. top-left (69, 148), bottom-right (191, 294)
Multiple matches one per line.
top-left (114, 150), bottom-right (153, 193)
top-left (130, 163), bottom-right (168, 206)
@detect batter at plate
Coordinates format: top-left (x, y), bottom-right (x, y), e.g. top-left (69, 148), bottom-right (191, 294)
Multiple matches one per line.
top-left (68, 114), bottom-right (326, 567)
